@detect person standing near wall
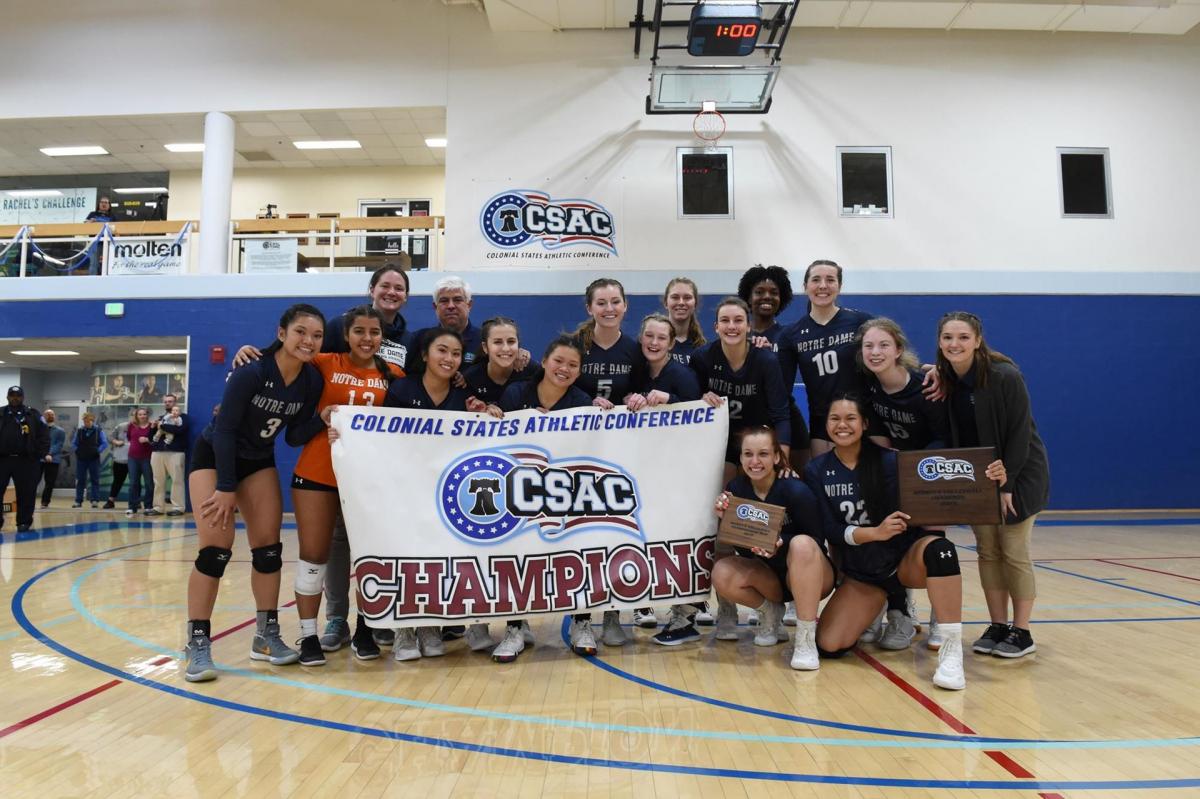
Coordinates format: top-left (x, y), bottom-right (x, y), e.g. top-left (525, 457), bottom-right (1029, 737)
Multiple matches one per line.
top-left (40, 409), bottom-right (66, 509)
top-left (104, 409), bottom-right (134, 509)
top-left (936, 311), bottom-right (1050, 659)
top-left (70, 412), bottom-right (108, 508)
top-left (148, 393), bottom-right (189, 517)
top-left (125, 408), bottom-right (155, 517)
top-left (0, 386), bottom-right (49, 532)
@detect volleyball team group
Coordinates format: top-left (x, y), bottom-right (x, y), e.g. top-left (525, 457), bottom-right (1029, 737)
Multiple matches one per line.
top-left (183, 261), bottom-right (1049, 692)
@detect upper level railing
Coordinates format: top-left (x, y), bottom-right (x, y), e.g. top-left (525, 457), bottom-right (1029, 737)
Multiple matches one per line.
top-left (0, 216), bottom-right (443, 277)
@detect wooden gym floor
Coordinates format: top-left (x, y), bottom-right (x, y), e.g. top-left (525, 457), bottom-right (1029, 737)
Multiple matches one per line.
top-left (1, 506), bottom-right (1198, 798)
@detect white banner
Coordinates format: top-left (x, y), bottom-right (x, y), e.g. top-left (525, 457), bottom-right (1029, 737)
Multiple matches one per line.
top-left (243, 238), bottom-right (298, 274)
top-left (0, 188), bottom-right (96, 225)
top-left (108, 226), bottom-right (189, 275)
top-left (332, 401), bottom-right (728, 627)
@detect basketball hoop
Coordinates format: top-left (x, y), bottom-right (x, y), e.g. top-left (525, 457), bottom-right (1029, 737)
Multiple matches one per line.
top-left (693, 101), bottom-right (726, 150)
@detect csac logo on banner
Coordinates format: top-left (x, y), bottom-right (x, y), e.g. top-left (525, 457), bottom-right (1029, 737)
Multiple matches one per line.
top-left (917, 456), bottom-right (976, 482)
top-left (438, 446), bottom-right (642, 543)
top-left (480, 190), bottom-right (617, 257)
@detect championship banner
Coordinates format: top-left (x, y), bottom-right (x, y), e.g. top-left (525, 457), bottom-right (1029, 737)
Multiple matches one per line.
top-left (331, 401), bottom-right (728, 627)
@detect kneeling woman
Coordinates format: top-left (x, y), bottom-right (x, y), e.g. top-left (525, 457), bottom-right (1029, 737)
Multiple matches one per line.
top-left (804, 394), bottom-right (996, 690)
top-left (184, 304), bottom-right (327, 683)
top-left (711, 427), bottom-right (835, 669)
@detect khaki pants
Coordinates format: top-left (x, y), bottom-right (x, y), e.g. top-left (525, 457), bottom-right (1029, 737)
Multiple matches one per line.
top-left (151, 451), bottom-right (186, 511)
top-left (971, 514), bottom-right (1038, 600)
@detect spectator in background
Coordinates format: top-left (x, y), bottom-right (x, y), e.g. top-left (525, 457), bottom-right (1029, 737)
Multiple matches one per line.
top-left (139, 374), bottom-right (164, 404)
top-left (71, 412), bottom-right (108, 508)
top-left (40, 409), bottom-right (66, 509)
top-left (85, 195), bottom-right (116, 223)
top-left (148, 393), bottom-right (189, 517)
top-left (125, 407), bottom-right (154, 517)
top-left (0, 386), bottom-right (49, 532)
top-left (104, 409), bottom-right (135, 509)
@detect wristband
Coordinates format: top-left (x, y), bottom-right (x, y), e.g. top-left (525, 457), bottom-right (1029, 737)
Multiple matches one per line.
top-left (844, 525), bottom-right (861, 546)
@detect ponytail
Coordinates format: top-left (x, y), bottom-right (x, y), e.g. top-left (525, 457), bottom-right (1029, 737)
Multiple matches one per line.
top-left (262, 303), bottom-right (325, 357)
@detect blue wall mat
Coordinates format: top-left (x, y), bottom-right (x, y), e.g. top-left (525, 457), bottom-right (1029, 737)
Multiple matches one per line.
top-left (2, 293), bottom-right (1196, 510)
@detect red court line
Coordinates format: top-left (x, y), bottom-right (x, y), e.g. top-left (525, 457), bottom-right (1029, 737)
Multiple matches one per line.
top-left (1033, 556), bottom-right (1200, 563)
top-left (1097, 559), bottom-right (1200, 584)
top-left (853, 648), bottom-right (1064, 799)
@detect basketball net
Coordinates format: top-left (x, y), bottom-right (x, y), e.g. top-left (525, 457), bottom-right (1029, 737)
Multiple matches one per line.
top-left (693, 100), bottom-right (726, 152)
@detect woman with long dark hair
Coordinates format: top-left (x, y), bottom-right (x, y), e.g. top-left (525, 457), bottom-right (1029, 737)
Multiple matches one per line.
top-left (937, 312), bottom-right (1049, 659)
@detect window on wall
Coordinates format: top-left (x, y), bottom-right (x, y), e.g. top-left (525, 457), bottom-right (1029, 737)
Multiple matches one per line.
top-left (1058, 148), bottom-right (1112, 218)
top-left (837, 147), bottom-right (892, 218)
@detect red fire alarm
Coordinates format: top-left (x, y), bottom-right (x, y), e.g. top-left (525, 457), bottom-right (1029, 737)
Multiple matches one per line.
top-left (210, 345), bottom-right (226, 364)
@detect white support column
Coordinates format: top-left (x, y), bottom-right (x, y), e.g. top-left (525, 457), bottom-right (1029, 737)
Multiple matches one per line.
top-left (196, 111), bottom-right (235, 275)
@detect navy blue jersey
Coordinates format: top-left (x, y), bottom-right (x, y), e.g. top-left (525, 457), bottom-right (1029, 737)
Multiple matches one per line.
top-left (864, 369), bottom-right (949, 450)
top-left (499, 380), bottom-right (593, 413)
top-left (631, 359), bottom-right (701, 403)
top-left (462, 362), bottom-right (538, 405)
top-left (576, 332), bottom-right (643, 401)
top-left (779, 307), bottom-right (873, 420)
top-left (804, 448), bottom-right (918, 583)
top-left (669, 338), bottom-right (699, 366)
top-left (203, 356), bottom-right (323, 491)
top-left (323, 310), bottom-right (411, 370)
top-left (412, 322), bottom-right (482, 368)
top-left (384, 376), bottom-right (473, 411)
top-left (726, 474), bottom-right (826, 572)
top-left (689, 341), bottom-right (791, 442)
top-left (753, 321), bottom-right (785, 352)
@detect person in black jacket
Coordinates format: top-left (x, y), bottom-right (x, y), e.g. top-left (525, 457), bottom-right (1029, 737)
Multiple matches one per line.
top-left (0, 386), bottom-right (50, 532)
top-left (937, 312), bottom-right (1050, 660)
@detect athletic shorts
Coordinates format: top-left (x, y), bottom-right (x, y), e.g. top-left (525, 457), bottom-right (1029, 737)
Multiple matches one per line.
top-left (842, 570), bottom-right (905, 596)
top-left (808, 413), bottom-right (829, 442)
top-left (734, 534), bottom-right (835, 603)
top-left (291, 473), bottom-right (338, 492)
top-left (189, 436), bottom-right (276, 484)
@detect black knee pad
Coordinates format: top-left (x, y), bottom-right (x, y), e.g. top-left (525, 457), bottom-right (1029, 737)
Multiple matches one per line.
top-left (817, 644), bottom-right (852, 659)
top-left (195, 546), bottom-right (233, 578)
top-left (923, 537), bottom-right (960, 577)
top-left (251, 543), bottom-right (283, 574)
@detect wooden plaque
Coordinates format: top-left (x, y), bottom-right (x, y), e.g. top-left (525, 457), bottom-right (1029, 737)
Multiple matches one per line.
top-left (717, 497), bottom-right (785, 556)
top-left (897, 447), bottom-right (1002, 526)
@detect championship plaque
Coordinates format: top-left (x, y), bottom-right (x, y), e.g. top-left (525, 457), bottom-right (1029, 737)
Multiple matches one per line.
top-left (717, 497), bottom-right (785, 555)
top-left (898, 447), bottom-right (1002, 526)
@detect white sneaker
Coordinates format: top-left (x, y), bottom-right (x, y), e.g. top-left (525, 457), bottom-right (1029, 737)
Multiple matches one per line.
top-left (465, 623), bottom-right (495, 652)
top-left (393, 628), bottom-right (420, 661)
top-left (570, 617), bottom-right (597, 655)
top-left (715, 598), bottom-right (739, 641)
top-left (601, 610), bottom-right (628, 646)
top-left (417, 626), bottom-right (445, 657)
top-left (753, 601), bottom-right (785, 647)
top-left (782, 601), bottom-right (797, 626)
top-left (926, 608), bottom-right (943, 650)
top-left (859, 607), bottom-right (885, 643)
top-left (932, 623), bottom-right (965, 690)
top-left (520, 619), bottom-right (536, 645)
top-left (632, 608), bottom-right (658, 628)
top-left (745, 606), bottom-right (760, 626)
top-left (694, 602), bottom-right (715, 626)
top-left (789, 620), bottom-right (819, 670)
top-left (879, 609), bottom-right (915, 650)
top-left (492, 625), bottom-right (526, 663)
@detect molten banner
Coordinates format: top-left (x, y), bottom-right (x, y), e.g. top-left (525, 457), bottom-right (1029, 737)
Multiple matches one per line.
top-left (331, 401), bottom-right (728, 627)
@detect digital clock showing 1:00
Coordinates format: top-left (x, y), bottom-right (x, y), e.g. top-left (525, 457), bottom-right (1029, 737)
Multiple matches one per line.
top-left (687, 3), bottom-right (763, 57)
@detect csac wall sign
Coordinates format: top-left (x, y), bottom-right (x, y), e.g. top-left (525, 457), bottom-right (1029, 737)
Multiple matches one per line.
top-left (481, 190), bottom-right (617, 258)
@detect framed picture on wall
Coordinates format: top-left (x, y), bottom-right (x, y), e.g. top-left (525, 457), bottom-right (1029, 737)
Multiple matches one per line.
top-left (103, 374), bottom-right (136, 404)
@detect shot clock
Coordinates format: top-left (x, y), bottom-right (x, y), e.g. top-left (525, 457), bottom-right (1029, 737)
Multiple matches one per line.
top-left (687, 2), bottom-right (764, 57)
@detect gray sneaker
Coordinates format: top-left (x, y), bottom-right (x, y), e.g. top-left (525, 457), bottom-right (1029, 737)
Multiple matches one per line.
top-left (715, 598), bottom-right (739, 641)
top-left (251, 622), bottom-right (300, 665)
top-left (184, 635), bottom-right (218, 682)
top-left (601, 610), bottom-right (628, 646)
top-left (972, 622), bottom-right (1011, 654)
top-left (319, 616), bottom-right (352, 652)
top-left (417, 626), bottom-right (445, 657)
top-left (878, 609), bottom-right (915, 650)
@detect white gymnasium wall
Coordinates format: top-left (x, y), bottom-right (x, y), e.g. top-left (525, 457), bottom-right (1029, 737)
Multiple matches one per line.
top-left (444, 25), bottom-right (1200, 274)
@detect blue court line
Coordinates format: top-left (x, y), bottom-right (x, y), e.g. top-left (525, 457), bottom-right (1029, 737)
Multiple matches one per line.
top-left (14, 549), bottom-right (1200, 790)
top-left (0, 520), bottom-right (297, 544)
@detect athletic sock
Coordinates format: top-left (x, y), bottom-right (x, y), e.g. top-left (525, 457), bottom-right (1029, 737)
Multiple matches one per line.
top-left (938, 622), bottom-right (962, 638)
top-left (188, 619), bottom-right (211, 639)
top-left (886, 590), bottom-right (906, 614)
top-left (299, 618), bottom-right (318, 638)
top-left (256, 609), bottom-right (278, 634)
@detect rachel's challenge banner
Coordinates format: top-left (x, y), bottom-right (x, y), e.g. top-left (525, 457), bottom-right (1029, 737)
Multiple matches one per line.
top-left (331, 401), bottom-right (728, 627)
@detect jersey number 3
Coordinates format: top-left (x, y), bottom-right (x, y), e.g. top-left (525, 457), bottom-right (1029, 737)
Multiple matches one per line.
top-left (260, 418), bottom-right (282, 439)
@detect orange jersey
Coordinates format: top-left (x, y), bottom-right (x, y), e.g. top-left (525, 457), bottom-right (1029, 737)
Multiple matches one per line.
top-left (293, 352), bottom-right (404, 486)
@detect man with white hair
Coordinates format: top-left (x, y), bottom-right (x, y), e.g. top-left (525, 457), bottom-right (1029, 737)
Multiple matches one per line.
top-left (411, 276), bottom-right (481, 366)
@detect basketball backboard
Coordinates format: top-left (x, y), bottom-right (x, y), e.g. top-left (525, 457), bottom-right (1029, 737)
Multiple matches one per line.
top-left (647, 64), bottom-right (779, 114)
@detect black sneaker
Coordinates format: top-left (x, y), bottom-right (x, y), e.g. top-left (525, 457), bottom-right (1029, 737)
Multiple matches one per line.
top-left (992, 626), bottom-right (1036, 658)
top-left (103, 500), bottom-right (115, 509)
top-left (297, 634), bottom-right (326, 666)
top-left (653, 606), bottom-right (702, 646)
top-left (442, 625), bottom-right (466, 640)
top-left (972, 623), bottom-right (1011, 654)
top-left (351, 618), bottom-right (381, 661)
top-left (372, 627), bottom-right (395, 647)
top-left (143, 509), bottom-right (162, 517)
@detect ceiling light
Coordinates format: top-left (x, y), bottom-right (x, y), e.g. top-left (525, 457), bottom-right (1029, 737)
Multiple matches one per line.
top-left (6, 189), bottom-right (64, 198)
top-left (424, 137), bottom-right (447, 148)
top-left (113, 187), bottom-right (169, 195)
top-left (40, 146), bottom-right (109, 157)
top-left (11, 350), bottom-right (79, 356)
top-left (293, 140), bottom-right (361, 150)
top-left (134, 349), bottom-right (188, 355)
top-left (164, 142), bottom-right (204, 153)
